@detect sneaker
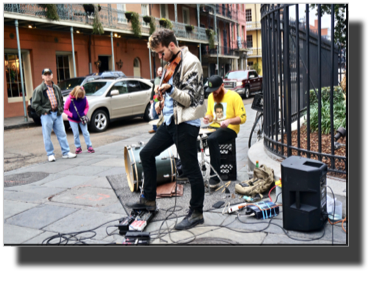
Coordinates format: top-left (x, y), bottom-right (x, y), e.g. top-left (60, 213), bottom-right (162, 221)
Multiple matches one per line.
top-left (208, 177), bottom-right (221, 189)
top-left (48, 155), bottom-right (56, 162)
top-left (87, 147), bottom-right (95, 153)
top-left (128, 196), bottom-right (156, 211)
top-left (75, 147), bottom-right (82, 154)
top-left (174, 209), bottom-right (204, 230)
top-left (62, 152), bottom-right (77, 159)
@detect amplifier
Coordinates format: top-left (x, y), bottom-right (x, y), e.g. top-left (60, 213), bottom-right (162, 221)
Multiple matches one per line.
top-left (281, 156), bottom-right (328, 232)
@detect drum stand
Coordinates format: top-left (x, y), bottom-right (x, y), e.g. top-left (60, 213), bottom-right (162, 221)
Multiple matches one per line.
top-left (198, 133), bottom-right (224, 194)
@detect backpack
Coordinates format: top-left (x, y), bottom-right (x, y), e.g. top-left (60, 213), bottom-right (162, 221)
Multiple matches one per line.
top-left (235, 164), bottom-right (274, 198)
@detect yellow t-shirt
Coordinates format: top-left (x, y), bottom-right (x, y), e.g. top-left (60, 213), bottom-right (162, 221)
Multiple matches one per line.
top-left (206, 90), bottom-right (246, 135)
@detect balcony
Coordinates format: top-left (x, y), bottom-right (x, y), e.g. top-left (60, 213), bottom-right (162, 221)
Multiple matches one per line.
top-left (246, 21), bottom-right (261, 30)
top-left (247, 47), bottom-right (262, 57)
top-left (4, 4), bottom-right (209, 43)
top-left (202, 4), bottom-right (244, 23)
top-left (201, 45), bottom-right (239, 57)
top-left (230, 40), bottom-right (248, 51)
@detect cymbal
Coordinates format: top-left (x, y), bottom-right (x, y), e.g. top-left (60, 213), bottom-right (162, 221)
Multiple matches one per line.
top-left (149, 119), bottom-right (159, 126)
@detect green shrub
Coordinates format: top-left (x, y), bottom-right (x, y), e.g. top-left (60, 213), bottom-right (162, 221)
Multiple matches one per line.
top-left (308, 86), bottom-right (346, 134)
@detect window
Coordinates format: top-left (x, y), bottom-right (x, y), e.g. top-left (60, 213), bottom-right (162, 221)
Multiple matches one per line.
top-left (127, 81), bottom-right (142, 93)
top-left (141, 4), bottom-right (149, 26)
top-left (247, 35), bottom-right (253, 48)
top-left (139, 81), bottom-right (151, 91)
top-left (110, 81), bottom-right (129, 95)
top-left (56, 55), bottom-right (70, 83)
top-left (160, 4), bottom-right (168, 19)
top-left (5, 53), bottom-right (26, 98)
top-left (246, 9), bottom-right (252, 22)
top-left (182, 7), bottom-right (190, 24)
top-left (117, 4), bottom-right (125, 22)
top-left (248, 61), bottom-right (253, 68)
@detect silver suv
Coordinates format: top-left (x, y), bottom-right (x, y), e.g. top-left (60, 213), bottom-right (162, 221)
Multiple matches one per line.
top-left (63, 77), bottom-right (153, 132)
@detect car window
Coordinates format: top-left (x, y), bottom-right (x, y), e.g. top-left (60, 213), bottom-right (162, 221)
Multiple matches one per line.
top-left (83, 81), bottom-right (112, 96)
top-left (249, 72), bottom-right (256, 78)
top-left (126, 81), bottom-right (141, 93)
top-left (109, 81), bottom-right (129, 95)
top-left (139, 81), bottom-right (151, 91)
top-left (58, 78), bottom-right (85, 90)
top-left (225, 71), bottom-right (247, 79)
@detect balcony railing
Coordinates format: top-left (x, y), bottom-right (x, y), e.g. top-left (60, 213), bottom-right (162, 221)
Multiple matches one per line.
top-left (230, 40), bottom-right (248, 50)
top-left (4, 4), bottom-right (209, 42)
top-left (246, 21), bottom-right (261, 30)
top-left (247, 47), bottom-right (262, 56)
top-left (201, 45), bottom-right (238, 57)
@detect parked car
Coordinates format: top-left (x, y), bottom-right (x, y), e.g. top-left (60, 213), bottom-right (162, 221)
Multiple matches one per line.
top-left (27, 71), bottom-right (126, 125)
top-left (62, 77), bottom-right (153, 132)
top-left (223, 70), bottom-right (263, 99)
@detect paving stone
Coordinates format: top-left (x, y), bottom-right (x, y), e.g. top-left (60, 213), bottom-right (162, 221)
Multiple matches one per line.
top-left (5, 204), bottom-right (78, 230)
top-left (262, 233), bottom-right (333, 245)
top-left (96, 167), bottom-right (126, 177)
top-left (42, 175), bottom-right (97, 188)
top-left (22, 231), bottom-right (59, 244)
top-left (3, 187), bottom-right (67, 204)
top-left (3, 200), bottom-right (40, 219)
top-left (56, 165), bottom-right (111, 176)
top-left (27, 173), bottom-right (67, 186)
top-left (19, 163), bottom-right (73, 174)
top-left (93, 158), bottom-right (125, 167)
top-left (79, 176), bottom-right (113, 189)
top-left (4, 224), bottom-right (44, 245)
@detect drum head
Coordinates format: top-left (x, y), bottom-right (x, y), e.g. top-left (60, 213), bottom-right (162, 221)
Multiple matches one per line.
top-left (199, 128), bottom-right (216, 135)
top-left (149, 119), bottom-right (159, 126)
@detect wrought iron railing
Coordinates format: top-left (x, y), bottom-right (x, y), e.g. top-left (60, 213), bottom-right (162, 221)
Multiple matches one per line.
top-left (260, 4), bottom-right (347, 174)
top-left (247, 48), bottom-right (262, 56)
top-left (4, 4), bottom-right (209, 42)
top-left (246, 21), bottom-right (261, 30)
top-left (201, 45), bottom-right (238, 57)
top-left (230, 40), bottom-right (247, 50)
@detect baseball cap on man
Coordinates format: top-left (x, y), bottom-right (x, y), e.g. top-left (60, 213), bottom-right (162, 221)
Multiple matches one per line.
top-left (205, 75), bottom-right (223, 93)
top-left (42, 68), bottom-right (52, 75)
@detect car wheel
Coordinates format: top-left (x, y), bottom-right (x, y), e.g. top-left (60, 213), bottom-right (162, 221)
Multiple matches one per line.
top-left (90, 109), bottom-right (109, 132)
top-left (143, 103), bottom-right (151, 121)
top-left (244, 87), bottom-right (250, 99)
top-left (32, 117), bottom-right (41, 126)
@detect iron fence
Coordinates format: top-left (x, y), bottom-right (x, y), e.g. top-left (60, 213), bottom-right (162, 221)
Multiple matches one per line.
top-left (260, 4), bottom-right (347, 174)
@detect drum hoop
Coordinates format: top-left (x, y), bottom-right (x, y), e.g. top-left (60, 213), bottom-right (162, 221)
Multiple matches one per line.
top-left (124, 147), bottom-right (134, 192)
top-left (169, 149), bottom-right (174, 182)
top-left (131, 149), bottom-right (138, 192)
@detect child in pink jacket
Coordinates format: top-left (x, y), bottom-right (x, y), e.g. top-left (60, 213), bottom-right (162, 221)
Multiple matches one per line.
top-left (63, 86), bottom-right (94, 153)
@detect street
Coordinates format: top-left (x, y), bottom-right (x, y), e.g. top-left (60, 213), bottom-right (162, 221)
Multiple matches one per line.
top-left (4, 98), bottom-right (252, 172)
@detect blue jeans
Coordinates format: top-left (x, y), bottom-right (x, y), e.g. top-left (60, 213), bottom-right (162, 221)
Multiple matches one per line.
top-left (69, 121), bottom-right (92, 149)
top-left (140, 121), bottom-right (205, 212)
top-left (40, 112), bottom-right (70, 156)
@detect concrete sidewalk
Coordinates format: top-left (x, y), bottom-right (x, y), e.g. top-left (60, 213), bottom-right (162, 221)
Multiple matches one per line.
top-left (3, 104), bottom-right (347, 245)
top-left (4, 115), bottom-right (36, 130)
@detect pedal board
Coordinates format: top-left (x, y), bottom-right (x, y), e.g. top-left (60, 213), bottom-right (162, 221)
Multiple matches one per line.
top-left (118, 209), bottom-right (158, 235)
top-left (122, 231), bottom-right (151, 245)
top-left (245, 200), bottom-right (279, 220)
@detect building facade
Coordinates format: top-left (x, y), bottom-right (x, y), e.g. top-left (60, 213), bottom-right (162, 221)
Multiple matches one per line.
top-left (245, 4), bottom-right (262, 75)
top-left (4, 3), bottom-right (247, 119)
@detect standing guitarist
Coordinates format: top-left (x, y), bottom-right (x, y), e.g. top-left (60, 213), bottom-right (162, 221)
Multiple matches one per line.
top-left (129, 29), bottom-right (207, 230)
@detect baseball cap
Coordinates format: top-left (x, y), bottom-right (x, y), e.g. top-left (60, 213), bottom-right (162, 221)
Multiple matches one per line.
top-left (42, 68), bottom-right (52, 75)
top-left (205, 75), bottom-right (223, 93)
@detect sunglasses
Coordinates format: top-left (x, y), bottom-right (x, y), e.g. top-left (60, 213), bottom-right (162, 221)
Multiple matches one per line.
top-left (44, 73), bottom-right (52, 76)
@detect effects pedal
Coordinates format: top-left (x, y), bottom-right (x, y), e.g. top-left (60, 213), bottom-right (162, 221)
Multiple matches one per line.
top-left (123, 231), bottom-right (150, 245)
top-left (117, 208), bottom-right (158, 235)
top-left (245, 200), bottom-right (279, 219)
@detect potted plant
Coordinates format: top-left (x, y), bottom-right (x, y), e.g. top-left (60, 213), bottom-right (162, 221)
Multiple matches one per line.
top-left (148, 16), bottom-right (156, 35)
top-left (143, 15), bottom-right (151, 23)
top-left (206, 29), bottom-right (216, 49)
top-left (37, 4), bottom-right (60, 21)
top-left (83, 4), bottom-right (101, 14)
top-left (129, 12), bottom-right (141, 38)
top-left (159, 18), bottom-right (173, 29)
top-left (185, 24), bottom-right (194, 32)
top-left (125, 11), bottom-right (133, 21)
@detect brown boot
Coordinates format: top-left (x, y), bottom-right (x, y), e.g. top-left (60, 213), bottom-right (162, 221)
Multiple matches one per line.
top-left (148, 129), bottom-right (156, 134)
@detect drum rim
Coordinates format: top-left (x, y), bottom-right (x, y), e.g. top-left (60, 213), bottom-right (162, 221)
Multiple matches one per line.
top-left (124, 146), bottom-right (136, 192)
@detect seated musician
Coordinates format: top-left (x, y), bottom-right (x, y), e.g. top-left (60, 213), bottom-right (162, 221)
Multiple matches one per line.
top-left (129, 29), bottom-right (207, 230)
top-left (203, 75), bottom-right (247, 189)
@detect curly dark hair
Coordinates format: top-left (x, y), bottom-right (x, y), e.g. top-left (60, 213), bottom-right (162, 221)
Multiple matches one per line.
top-left (214, 103), bottom-right (224, 112)
top-left (149, 29), bottom-right (177, 49)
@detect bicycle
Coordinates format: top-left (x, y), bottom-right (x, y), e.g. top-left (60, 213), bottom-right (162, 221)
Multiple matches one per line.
top-left (248, 93), bottom-right (264, 148)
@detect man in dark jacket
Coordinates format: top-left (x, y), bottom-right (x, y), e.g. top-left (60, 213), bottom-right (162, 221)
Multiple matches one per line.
top-left (31, 68), bottom-right (76, 162)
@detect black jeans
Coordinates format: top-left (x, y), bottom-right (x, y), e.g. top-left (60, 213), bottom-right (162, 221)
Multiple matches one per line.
top-left (140, 121), bottom-right (205, 212)
top-left (206, 127), bottom-right (237, 179)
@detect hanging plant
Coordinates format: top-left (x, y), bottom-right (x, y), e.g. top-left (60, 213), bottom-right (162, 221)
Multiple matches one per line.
top-left (92, 5), bottom-right (104, 35)
top-left (83, 4), bottom-right (101, 15)
top-left (147, 16), bottom-right (156, 35)
top-left (125, 11), bottom-right (133, 21)
top-left (38, 4), bottom-right (60, 21)
top-left (185, 24), bottom-right (194, 32)
top-left (143, 15), bottom-right (151, 23)
top-left (206, 29), bottom-right (216, 49)
top-left (159, 18), bottom-right (173, 30)
top-left (129, 12), bottom-right (141, 38)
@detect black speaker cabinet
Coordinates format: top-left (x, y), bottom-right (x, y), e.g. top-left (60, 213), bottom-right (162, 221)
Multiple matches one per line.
top-left (281, 156), bottom-right (328, 232)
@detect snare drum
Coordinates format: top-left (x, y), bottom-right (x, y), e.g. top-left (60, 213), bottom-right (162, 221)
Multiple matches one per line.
top-left (124, 144), bottom-right (176, 192)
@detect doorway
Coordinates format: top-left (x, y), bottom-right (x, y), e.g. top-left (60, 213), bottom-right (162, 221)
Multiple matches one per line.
top-left (98, 56), bottom-right (110, 73)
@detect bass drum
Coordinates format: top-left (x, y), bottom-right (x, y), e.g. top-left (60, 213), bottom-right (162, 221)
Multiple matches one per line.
top-left (124, 143), bottom-right (176, 192)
